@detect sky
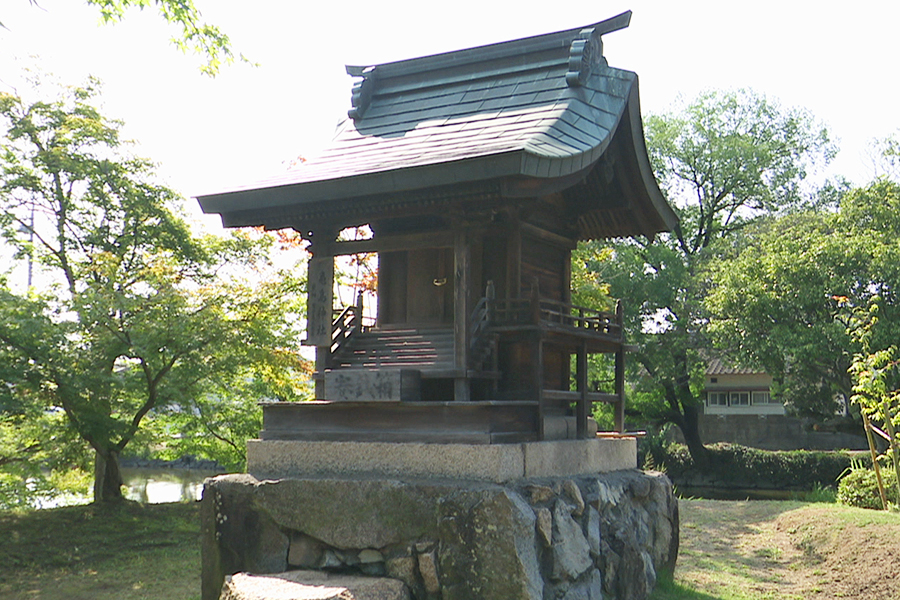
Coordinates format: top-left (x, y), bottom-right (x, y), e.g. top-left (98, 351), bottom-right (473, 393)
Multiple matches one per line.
top-left (1, 0), bottom-right (899, 232)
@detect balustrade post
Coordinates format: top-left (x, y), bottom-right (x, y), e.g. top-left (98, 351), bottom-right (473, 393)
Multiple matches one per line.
top-left (530, 277), bottom-right (541, 325)
top-left (355, 291), bottom-right (364, 333)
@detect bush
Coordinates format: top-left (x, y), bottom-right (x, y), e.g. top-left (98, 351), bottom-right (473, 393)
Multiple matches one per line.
top-left (837, 466), bottom-right (900, 510)
top-left (648, 442), bottom-right (869, 491)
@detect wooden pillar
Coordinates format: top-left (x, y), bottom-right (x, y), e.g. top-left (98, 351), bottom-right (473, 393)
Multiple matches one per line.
top-left (305, 240), bottom-right (335, 400)
top-left (453, 228), bottom-right (470, 401)
top-left (614, 301), bottom-right (625, 432)
top-left (576, 341), bottom-right (589, 439)
top-left (507, 218), bottom-right (521, 300)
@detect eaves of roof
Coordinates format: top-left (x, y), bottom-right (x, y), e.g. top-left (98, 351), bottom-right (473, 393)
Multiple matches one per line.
top-left (197, 12), bottom-right (677, 237)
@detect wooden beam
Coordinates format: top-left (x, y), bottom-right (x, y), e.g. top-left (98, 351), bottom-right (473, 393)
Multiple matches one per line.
top-left (520, 222), bottom-right (577, 250)
top-left (326, 231), bottom-right (454, 256)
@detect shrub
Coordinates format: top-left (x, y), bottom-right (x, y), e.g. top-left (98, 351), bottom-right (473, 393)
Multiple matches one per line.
top-left (837, 466), bottom-right (900, 510)
top-left (650, 442), bottom-right (869, 491)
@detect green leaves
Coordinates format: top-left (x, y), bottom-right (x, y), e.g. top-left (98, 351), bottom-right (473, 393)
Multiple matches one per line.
top-left (0, 75), bottom-right (308, 502)
top-left (83, 0), bottom-right (248, 76)
top-left (646, 89), bottom-right (835, 256)
top-left (705, 179), bottom-right (900, 418)
top-left (578, 89), bottom-right (837, 460)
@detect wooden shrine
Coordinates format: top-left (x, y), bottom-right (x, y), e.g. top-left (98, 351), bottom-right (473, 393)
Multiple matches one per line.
top-left (197, 12), bottom-right (677, 444)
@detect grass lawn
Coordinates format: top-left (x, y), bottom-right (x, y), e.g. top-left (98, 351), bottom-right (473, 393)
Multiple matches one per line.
top-left (0, 501), bottom-right (200, 600)
top-left (1, 498), bottom-right (898, 600)
top-left (653, 499), bottom-right (900, 600)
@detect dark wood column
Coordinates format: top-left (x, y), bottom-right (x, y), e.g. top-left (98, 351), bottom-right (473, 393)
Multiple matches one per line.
top-left (576, 341), bottom-right (589, 439)
top-left (453, 227), bottom-right (470, 401)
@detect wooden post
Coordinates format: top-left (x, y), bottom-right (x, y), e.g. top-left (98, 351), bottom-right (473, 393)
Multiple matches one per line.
top-left (576, 341), bottom-right (589, 439)
top-left (306, 246), bottom-right (335, 400)
top-left (454, 228), bottom-right (470, 401)
top-left (614, 300), bottom-right (625, 433)
top-left (355, 291), bottom-right (364, 333)
top-left (530, 277), bottom-right (541, 325)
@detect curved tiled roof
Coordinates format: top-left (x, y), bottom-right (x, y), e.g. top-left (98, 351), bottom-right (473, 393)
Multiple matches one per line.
top-left (198, 12), bottom-right (677, 239)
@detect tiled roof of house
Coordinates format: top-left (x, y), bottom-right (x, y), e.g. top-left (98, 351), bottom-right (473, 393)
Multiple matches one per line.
top-left (197, 12), bottom-right (676, 238)
top-left (706, 358), bottom-right (766, 376)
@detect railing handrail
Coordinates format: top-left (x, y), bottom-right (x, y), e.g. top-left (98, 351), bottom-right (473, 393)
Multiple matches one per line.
top-left (491, 296), bottom-right (623, 338)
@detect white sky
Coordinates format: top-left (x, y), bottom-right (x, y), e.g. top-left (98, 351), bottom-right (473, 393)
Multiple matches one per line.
top-left (1, 0), bottom-right (898, 232)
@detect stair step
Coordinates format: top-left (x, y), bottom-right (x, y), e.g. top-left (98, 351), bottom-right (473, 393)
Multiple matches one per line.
top-left (333, 328), bottom-right (458, 370)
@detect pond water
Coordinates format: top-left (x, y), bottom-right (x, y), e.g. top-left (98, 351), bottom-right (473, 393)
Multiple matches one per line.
top-left (34, 467), bottom-right (223, 508)
top-left (120, 467), bottom-right (223, 504)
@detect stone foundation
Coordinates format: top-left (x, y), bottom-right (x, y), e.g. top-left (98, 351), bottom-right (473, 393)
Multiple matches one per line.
top-left (202, 469), bottom-right (678, 600)
top-left (246, 438), bottom-right (637, 483)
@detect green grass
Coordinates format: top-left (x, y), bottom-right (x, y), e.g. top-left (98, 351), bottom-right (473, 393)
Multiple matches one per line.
top-left (0, 501), bottom-right (200, 600)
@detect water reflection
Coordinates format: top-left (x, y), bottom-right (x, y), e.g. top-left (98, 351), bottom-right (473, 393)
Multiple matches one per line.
top-left (121, 468), bottom-right (222, 504)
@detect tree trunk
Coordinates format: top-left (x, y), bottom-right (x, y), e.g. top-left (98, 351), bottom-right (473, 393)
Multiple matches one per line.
top-left (93, 448), bottom-right (124, 503)
top-left (678, 402), bottom-right (710, 469)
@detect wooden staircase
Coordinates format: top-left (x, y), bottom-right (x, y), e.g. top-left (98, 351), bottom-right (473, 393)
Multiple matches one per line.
top-left (329, 327), bottom-right (455, 372)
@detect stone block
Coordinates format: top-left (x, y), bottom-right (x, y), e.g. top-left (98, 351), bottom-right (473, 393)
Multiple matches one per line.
top-left (551, 499), bottom-right (592, 581)
top-left (247, 438), bottom-right (637, 483)
top-left (219, 570), bottom-right (409, 600)
top-left (523, 439), bottom-right (637, 479)
top-left (324, 369), bottom-right (421, 402)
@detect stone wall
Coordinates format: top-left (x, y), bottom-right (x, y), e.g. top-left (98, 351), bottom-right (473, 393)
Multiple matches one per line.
top-left (202, 470), bottom-right (678, 600)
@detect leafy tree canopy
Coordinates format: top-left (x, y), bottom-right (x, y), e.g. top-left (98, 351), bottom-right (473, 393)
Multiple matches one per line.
top-left (581, 89), bottom-right (835, 464)
top-left (705, 178), bottom-right (900, 419)
top-left (0, 75), bottom-right (308, 503)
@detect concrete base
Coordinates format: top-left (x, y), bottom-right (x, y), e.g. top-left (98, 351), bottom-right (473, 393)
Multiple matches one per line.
top-left (247, 438), bottom-right (637, 483)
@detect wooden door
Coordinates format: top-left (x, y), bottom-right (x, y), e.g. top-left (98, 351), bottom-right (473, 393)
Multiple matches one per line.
top-left (406, 248), bottom-right (453, 324)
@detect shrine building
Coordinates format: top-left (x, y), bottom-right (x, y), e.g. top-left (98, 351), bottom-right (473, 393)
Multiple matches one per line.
top-left (197, 11), bottom-right (677, 445)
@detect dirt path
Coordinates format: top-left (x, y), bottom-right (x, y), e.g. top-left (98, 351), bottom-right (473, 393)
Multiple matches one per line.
top-left (673, 500), bottom-right (900, 600)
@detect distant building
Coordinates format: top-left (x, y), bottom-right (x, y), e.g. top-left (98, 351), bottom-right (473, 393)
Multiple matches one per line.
top-left (703, 359), bottom-right (783, 416)
top-left (678, 359), bottom-right (868, 451)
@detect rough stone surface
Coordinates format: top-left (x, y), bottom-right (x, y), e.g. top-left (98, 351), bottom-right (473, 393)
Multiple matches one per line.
top-left (416, 550), bottom-right (440, 595)
top-left (551, 499), bottom-right (593, 581)
top-left (585, 506), bottom-right (601, 559)
top-left (535, 507), bottom-right (553, 547)
top-left (560, 569), bottom-right (604, 600)
top-left (203, 469), bottom-right (678, 600)
top-left (255, 478), bottom-right (445, 549)
top-left (202, 475), bottom-right (290, 600)
top-left (289, 534), bottom-right (325, 569)
top-left (437, 488), bottom-right (542, 600)
top-left (220, 571), bottom-right (410, 600)
top-left (563, 479), bottom-right (586, 516)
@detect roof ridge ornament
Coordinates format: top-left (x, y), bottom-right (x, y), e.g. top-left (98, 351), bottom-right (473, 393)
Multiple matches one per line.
top-left (347, 65), bottom-right (377, 120)
top-left (566, 11), bottom-right (632, 87)
top-left (566, 28), bottom-right (605, 87)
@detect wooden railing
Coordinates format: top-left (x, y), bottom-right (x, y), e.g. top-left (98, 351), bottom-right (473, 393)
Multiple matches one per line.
top-left (330, 293), bottom-right (366, 357)
top-left (492, 293), bottom-right (623, 340)
top-left (536, 298), bottom-right (622, 338)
